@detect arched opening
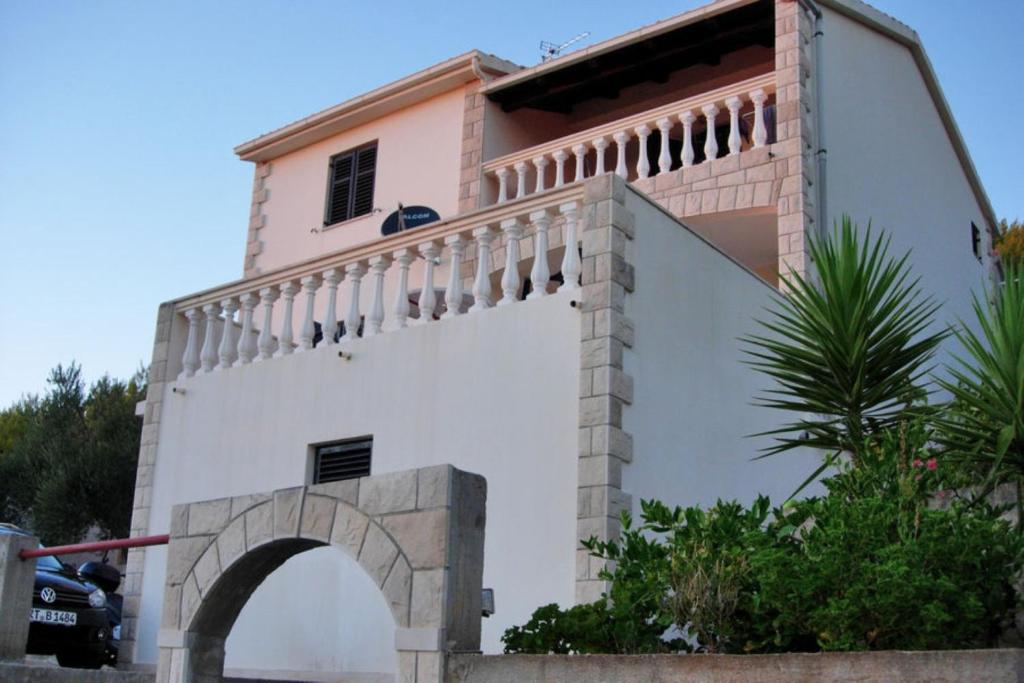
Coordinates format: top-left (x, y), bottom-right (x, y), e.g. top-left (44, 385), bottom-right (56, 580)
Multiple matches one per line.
top-left (183, 537), bottom-right (397, 681)
top-left (226, 546), bottom-right (396, 679)
top-left (157, 468), bottom-right (486, 683)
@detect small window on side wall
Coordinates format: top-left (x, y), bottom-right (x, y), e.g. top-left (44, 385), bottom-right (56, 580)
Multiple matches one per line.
top-left (971, 222), bottom-right (983, 263)
top-left (313, 437), bottom-right (372, 484)
top-left (325, 143), bottom-right (377, 226)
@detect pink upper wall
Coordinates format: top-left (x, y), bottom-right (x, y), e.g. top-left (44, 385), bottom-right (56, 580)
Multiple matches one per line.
top-left (253, 85), bottom-right (469, 272)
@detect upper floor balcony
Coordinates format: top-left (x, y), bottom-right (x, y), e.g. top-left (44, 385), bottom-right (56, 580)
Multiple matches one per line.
top-left (480, 73), bottom-right (778, 207)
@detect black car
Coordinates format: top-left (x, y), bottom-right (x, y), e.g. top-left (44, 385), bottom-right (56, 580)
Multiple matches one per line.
top-left (0, 525), bottom-right (110, 669)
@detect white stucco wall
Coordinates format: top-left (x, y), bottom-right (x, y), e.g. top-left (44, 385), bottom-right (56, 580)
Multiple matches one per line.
top-left (621, 192), bottom-right (819, 512)
top-left (137, 293), bottom-right (581, 673)
top-left (818, 9), bottom-right (993, 343)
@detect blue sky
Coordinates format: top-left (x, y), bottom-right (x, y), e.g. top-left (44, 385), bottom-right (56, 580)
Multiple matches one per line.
top-left (1, 0), bottom-right (1022, 407)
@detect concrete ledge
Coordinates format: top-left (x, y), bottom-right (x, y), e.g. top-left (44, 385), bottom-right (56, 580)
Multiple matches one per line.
top-left (0, 661), bottom-right (327, 683)
top-left (448, 649), bottom-right (1024, 683)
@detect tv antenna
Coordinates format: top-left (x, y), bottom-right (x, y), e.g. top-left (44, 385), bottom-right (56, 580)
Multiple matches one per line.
top-left (540, 31), bottom-right (590, 62)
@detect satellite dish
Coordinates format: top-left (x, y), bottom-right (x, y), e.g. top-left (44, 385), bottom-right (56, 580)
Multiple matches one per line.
top-left (381, 204), bottom-right (441, 236)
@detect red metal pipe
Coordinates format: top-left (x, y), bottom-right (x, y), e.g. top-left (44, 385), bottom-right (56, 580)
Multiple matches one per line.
top-left (19, 534), bottom-right (169, 559)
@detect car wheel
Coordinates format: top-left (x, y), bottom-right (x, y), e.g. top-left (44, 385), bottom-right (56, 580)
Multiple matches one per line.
top-left (56, 650), bottom-right (104, 669)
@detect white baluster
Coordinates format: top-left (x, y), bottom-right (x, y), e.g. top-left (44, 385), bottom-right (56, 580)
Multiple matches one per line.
top-left (514, 162), bottom-right (528, 199)
top-left (341, 263), bottom-right (366, 342)
top-left (442, 235), bottom-right (467, 319)
top-left (390, 249), bottom-right (414, 330)
top-left (179, 308), bottom-right (201, 379)
top-left (634, 124), bottom-right (651, 179)
top-left (235, 293), bottom-right (258, 366)
top-left (558, 202), bottom-right (582, 293)
top-left (470, 226), bottom-right (495, 313)
top-left (499, 218), bottom-right (523, 306)
top-left (217, 298), bottom-right (238, 369)
top-left (572, 144), bottom-right (587, 182)
top-left (702, 103), bottom-right (719, 161)
top-left (552, 150), bottom-right (568, 188)
top-left (593, 137), bottom-right (609, 175)
top-left (533, 156), bottom-right (549, 194)
top-left (613, 131), bottom-right (629, 179)
top-left (320, 268), bottom-right (342, 345)
top-left (274, 281), bottom-right (298, 357)
top-left (750, 89), bottom-right (768, 148)
top-left (656, 118), bottom-right (673, 176)
top-left (298, 275), bottom-right (319, 351)
top-left (679, 111), bottom-right (696, 168)
top-left (365, 255), bottom-right (390, 337)
top-left (416, 242), bottom-right (440, 324)
top-left (725, 96), bottom-right (743, 155)
top-left (496, 167), bottom-right (510, 203)
top-left (528, 209), bottom-right (552, 299)
top-left (256, 287), bottom-right (278, 361)
top-left (199, 303), bottom-right (220, 374)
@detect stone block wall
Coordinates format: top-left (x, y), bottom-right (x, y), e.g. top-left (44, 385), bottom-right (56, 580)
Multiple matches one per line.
top-left (120, 302), bottom-right (175, 664)
top-left (243, 162), bottom-right (272, 278)
top-left (575, 175), bottom-right (636, 603)
top-left (154, 465), bottom-right (485, 683)
top-left (459, 87), bottom-right (486, 215)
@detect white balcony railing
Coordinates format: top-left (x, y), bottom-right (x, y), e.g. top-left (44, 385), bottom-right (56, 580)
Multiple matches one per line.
top-left (482, 72), bottom-right (776, 204)
top-left (172, 184), bottom-right (585, 380)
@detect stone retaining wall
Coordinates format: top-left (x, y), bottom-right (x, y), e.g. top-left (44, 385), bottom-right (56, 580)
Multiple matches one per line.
top-left (447, 650), bottom-right (1024, 683)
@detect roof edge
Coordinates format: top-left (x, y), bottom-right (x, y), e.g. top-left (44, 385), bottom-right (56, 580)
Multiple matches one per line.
top-left (480, 0), bottom-right (758, 96)
top-left (818, 0), bottom-right (999, 232)
top-left (234, 50), bottom-right (520, 162)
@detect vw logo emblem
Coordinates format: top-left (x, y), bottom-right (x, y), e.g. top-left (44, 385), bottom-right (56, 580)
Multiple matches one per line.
top-left (40, 587), bottom-right (57, 604)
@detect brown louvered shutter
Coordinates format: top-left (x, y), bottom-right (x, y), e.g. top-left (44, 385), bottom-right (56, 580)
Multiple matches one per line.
top-left (326, 152), bottom-right (355, 225)
top-left (325, 142), bottom-right (377, 225)
top-left (351, 145), bottom-right (377, 218)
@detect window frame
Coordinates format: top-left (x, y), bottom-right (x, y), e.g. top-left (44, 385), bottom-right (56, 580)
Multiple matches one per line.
top-left (323, 141), bottom-right (378, 228)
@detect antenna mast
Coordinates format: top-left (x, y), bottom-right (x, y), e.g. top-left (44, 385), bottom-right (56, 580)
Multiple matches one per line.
top-left (539, 31), bottom-right (590, 63)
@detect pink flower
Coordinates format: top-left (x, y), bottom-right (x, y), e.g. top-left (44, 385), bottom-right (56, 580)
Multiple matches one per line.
top-left (912, 459), bottom-right (923, 468)
top-left (926, 458), bottom-right (937, 471)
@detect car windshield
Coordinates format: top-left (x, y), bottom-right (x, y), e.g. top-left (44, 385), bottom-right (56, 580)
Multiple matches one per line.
top-left (34, 550), bottom-right (65, 572)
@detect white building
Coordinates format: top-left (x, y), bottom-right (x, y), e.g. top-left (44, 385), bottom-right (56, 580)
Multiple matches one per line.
top-left (122, 0), bottom-right (998, 679)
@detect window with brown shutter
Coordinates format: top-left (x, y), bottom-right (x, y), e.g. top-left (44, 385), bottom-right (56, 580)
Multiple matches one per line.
top-left (325, 142), bottom-right (377, 226)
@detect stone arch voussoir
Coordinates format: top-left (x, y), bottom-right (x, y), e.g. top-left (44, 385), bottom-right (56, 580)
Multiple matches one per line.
top-left (156, 464), bottom-right (486, 683)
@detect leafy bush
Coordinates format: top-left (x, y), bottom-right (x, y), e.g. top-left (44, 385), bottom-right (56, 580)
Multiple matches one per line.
top-left (996, 219), bottom-right (1024, 266)
top-left (509, 423), bottom-right (1023, 655)
top-left (503, 509), bottom-right (682, 654)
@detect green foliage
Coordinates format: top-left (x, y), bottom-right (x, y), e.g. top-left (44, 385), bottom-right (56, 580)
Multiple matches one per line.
top-left (742, 217), bottom-right (946, 462)
top-left (935, 263), bottom-right (1024, 489)
top-left (531, 423), bottom-right (1024, 655)
top-left (503, 511), bottom-right (682, 654)
top-left (996, 219), bottom-right (1024, 267)
top-left (0, 363), bottom-right (146, 544)
top-left (635, 497), bottom-right (780, 653)
top-left (500, 600), bottom-right (683, 655)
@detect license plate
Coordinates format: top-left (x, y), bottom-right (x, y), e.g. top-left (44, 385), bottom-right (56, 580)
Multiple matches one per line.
top-left (30, 608), bottom-right (77, 626)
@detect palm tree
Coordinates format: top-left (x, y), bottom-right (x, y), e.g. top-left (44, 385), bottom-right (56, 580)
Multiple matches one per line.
top-left (934, 263), bottom-right (1024, 489)
top-left (742, 217), bottom-right (947, 472)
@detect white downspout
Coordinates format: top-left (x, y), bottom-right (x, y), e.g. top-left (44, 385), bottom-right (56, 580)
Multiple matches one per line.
top-left (796, 0), bottom-right (827, 239)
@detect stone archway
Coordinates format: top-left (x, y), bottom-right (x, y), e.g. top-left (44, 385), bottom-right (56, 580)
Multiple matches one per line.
top-left (155, 465), bottom-right (486, 683)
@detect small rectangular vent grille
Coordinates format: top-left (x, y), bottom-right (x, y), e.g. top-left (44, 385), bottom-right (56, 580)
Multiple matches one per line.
top-left (314, 438), bottom-right (372, 484)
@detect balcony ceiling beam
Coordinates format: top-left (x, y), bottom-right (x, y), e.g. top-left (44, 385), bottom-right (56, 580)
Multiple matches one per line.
top-left (488, 0), bottom-right (773, 114)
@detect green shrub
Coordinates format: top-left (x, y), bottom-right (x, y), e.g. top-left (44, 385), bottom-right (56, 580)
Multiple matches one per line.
top-left (507, 423), bottom-right (1024, 655)
top-left (763, 492), bottom-right (1020, 651)
top-left (503, 509), bottom-right (682, 654)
